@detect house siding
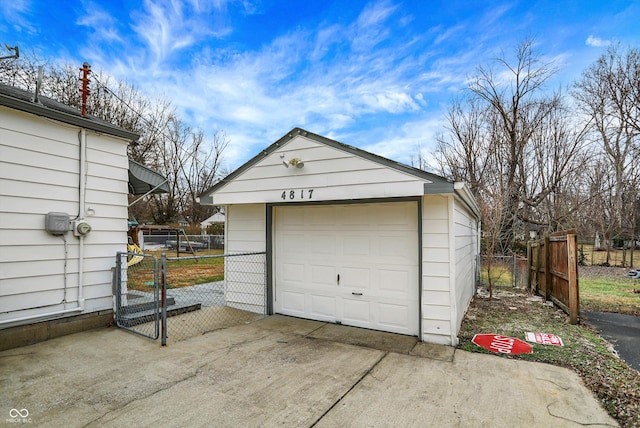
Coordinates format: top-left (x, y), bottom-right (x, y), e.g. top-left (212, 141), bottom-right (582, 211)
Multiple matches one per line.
top-left (0, 106), bottom-right (129, 326)
top-left (453, 200), bottom-right (479, 334)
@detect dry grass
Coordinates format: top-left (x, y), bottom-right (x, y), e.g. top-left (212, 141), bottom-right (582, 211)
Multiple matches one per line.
top-left (581, 244), bottom-right (640, 268)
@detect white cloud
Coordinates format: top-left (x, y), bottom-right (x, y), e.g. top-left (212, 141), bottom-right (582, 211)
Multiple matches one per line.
top-left (586, 35), bottom-right (611, 47)
top-left (76, 2), bottom-right (123, 43)
top-left (0, 0), bottom-right (36, 34)
top-left (360, 117), bottom-right (445, 166)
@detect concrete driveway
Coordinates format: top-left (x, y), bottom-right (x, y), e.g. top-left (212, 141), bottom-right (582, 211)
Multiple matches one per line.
top-left (1, 316), bottom-right (617, 427)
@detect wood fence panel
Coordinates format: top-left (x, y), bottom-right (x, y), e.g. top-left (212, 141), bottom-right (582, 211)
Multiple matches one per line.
top-left (527, 232), bottom-right (579, 324)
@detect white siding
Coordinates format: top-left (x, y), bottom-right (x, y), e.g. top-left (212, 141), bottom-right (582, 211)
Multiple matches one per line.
top-left (206, 135), bottom-right (429, 205)
top-left (421, 195), bottom-right (453, 345)
top-left (421, 194), bottom-right (479, 345)
top-left (224, 204), bottom-right (266, 313)
top-left (0, 106), bottom-right (129, 326)
top-left (452, 200), bottom-right (479, 335)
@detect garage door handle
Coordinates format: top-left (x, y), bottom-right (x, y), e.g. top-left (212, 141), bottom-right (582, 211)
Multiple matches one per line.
top-left (352, 292), bottom-right (363, 296)
top-left (337, 274), bottom-right (340, 285)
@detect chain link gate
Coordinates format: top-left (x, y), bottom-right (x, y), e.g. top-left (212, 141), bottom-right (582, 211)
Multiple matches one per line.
top-left (115, 251), bottom-right (267, 344)
top-left (114, 251), bottom-right (164, 340)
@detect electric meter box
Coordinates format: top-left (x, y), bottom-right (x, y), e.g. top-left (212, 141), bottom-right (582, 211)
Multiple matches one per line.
top-left (45, 212), bottom-right (70, 235)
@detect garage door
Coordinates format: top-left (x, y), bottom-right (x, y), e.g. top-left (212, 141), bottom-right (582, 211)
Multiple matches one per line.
top-left (274, 202), bottom-right (419, 336)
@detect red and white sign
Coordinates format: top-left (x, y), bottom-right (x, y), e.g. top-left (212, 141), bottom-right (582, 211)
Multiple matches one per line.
top-left (472, 334), bottom-right (533, 355)
top-left (525, 332), bottom-right (564, 346)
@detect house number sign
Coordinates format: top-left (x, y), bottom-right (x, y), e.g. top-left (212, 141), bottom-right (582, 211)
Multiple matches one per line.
top-left (280, 189), bottom-right (314, 200)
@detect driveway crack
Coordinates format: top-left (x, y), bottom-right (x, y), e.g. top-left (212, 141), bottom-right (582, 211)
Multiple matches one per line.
top-left (309, 351), bottom-right (388, 427)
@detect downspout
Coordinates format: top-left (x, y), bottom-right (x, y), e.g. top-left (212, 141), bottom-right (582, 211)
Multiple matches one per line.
top-left (76, 128), bottom-right (87, 311)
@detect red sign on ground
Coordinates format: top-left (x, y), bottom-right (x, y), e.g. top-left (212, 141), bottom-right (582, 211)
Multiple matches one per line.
top-left (472, 334), bottom-right (533, 355)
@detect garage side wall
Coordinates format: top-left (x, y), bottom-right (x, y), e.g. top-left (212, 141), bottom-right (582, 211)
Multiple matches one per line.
top-left (224, 204), bottom-right (267, 313)
top-left (453, 200), bottom-right (479, 336)
top-left (421, 195), bottom-right (453, 345)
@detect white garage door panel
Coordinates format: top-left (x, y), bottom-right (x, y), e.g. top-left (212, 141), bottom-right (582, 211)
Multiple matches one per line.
top-left (310, 294), bottom-right (336, 317)
top-left (282, 291), bottom-right (305, 314)
top-left (274, 202), bottom-right (419, 336)
top-left (342, 298), bottom-right (370, 322)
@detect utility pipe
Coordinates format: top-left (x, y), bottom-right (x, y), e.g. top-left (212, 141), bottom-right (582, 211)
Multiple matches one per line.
top-left (76, 128), bottom-right (87, 311)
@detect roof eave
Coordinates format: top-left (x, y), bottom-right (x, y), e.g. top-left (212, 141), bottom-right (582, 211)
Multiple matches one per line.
top-left (0, 92), bottom-right (139, 142)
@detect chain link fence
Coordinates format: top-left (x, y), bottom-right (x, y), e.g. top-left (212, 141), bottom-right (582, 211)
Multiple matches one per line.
top-left (478, 255), bottom-right (528, 289)
top-left (160, 252), bottom-right (267, 344)
top-left (141, 233), bottom-right (224, 252)
top-left (114, 252), bottom-right (161, 339)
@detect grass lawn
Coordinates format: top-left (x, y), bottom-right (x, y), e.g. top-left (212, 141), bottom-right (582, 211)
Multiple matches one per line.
top-left (126, 249), bottom-right (225, 291)
top-left (579, 271), bottom-right (640, 316)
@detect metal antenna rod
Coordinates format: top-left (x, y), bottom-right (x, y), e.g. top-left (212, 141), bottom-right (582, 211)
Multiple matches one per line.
top-left (0, 44), bottom-right (19, 60)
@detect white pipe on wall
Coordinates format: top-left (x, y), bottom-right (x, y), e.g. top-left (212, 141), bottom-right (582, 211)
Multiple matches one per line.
top-left (76, 128), bottom-right (87, 310)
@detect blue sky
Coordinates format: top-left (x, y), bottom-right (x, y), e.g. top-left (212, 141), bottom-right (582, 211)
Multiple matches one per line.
top-left (1, 0), bottom-right (639, 170)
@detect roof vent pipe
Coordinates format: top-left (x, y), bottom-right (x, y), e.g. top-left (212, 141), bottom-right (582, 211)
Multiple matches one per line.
top-left (32, 65), bottom-right (43, 103)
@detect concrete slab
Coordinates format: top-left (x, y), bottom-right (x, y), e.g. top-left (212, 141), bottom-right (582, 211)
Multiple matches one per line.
top-left (410, 341), bottom-right (456, 362)
top-left (316, 351), bottom-right (618, 428)
top-left (251, 314), bottom-right (326, 336)
top-left (307, 322), bottom-right (419, 354)
top-left (0, 316), bottom-right (618, 427)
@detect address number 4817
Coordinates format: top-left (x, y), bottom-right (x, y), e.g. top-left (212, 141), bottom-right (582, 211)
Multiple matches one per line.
top-left (281, 189), bottom-right (314, 200)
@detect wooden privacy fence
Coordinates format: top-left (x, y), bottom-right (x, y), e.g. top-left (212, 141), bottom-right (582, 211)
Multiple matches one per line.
top-left (527, 231), bottom-right (579, 324)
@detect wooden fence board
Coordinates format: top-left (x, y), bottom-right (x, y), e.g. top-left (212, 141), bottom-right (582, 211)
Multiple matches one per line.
top-left (527, 232), bottom-right (580, 324)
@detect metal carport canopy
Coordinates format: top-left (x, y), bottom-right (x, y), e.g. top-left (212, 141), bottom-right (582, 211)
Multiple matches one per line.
top-left (128, 159), bottom-right (170, 195)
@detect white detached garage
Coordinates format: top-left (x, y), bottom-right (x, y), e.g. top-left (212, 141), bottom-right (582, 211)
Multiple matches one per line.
top-left (198, 128), bottom-right (480, 345)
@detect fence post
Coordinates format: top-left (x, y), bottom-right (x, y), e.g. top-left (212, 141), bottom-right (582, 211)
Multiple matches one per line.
top-left (526, 242), bottom-right (531, 290)
top-left (544, 236), bottom-right (551, 300)
top-left (161, 253), bottom-right (168, 346)
top-left (535, 242), bottom-right (542, 295)
top-left (567, 234), bottom-right (579, 324)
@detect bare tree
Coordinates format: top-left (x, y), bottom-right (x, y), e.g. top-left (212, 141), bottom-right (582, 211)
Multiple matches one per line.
top-left (467, 38), bottom-right (560, 252)
top-left (434, 97), bottom-right (491, 195)
top-left (574, 45), bottom-right (640, 266)
top-left (144, 116), bottom-right (228, 225)
top-left (178, 129), bottom-right (228, 224)
top-left (520, 96), bottom-right (591, 234)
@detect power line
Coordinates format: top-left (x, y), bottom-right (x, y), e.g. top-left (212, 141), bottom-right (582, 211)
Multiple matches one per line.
top-left (90, 71), bottom-right (224, 175)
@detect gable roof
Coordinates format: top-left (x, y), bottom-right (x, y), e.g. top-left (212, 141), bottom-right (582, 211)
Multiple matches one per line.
top-left (0, 83), bottom-right (139, 141)
top-left (198, 127), bottom-right (454, 203)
